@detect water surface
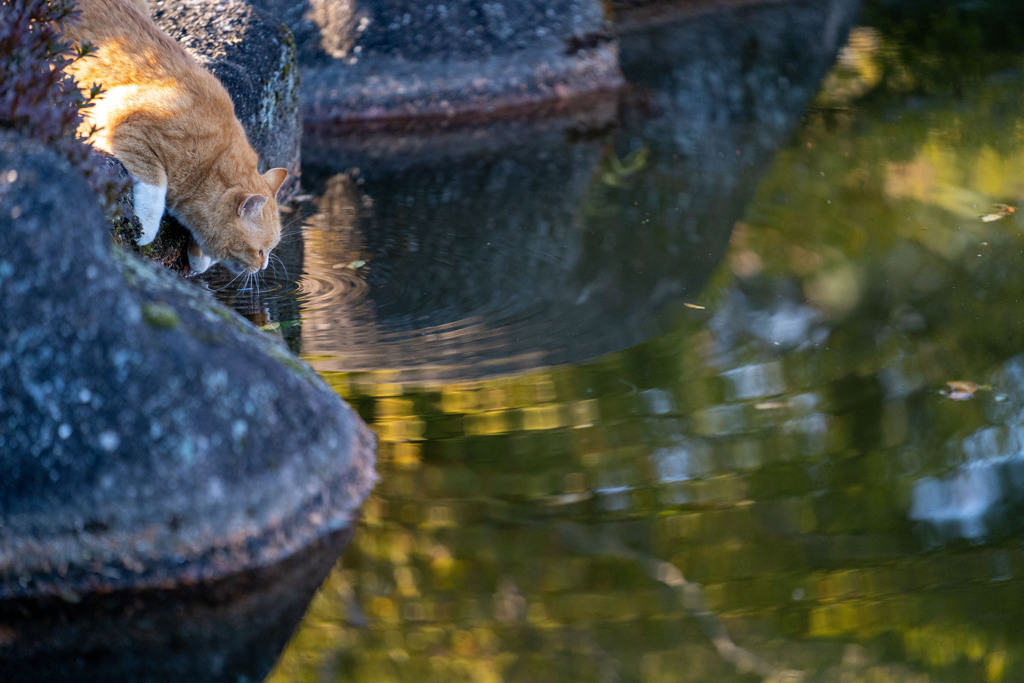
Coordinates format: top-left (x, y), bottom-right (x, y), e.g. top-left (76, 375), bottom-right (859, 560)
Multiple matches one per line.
top-left (201, 3), bottom-right (1024, 680)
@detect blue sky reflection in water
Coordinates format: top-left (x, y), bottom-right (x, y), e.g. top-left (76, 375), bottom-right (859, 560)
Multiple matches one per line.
top-left (208, 3), bottom-right (1024, 681)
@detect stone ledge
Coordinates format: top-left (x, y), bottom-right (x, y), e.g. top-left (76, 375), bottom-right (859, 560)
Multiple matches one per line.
top-left (0, 134), bottom-right (376, 602)
top-left (248, 0), bottom-right (624, 128)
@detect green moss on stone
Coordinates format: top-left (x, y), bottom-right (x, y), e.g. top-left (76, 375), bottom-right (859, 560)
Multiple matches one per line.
top-left (280, 27), bottom-right (295, 50)
top-left (212, 306), bottom-right (235, 323)
top-left (141, 301), bottom-right (181, 329)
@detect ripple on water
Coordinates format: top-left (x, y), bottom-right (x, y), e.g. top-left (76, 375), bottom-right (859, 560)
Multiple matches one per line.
top-left (290, 226), bottom-right (578, 378)
top-left (295, 263), bottom-right (370, 314)
top-left (200, 260), bottom-right (304, 325)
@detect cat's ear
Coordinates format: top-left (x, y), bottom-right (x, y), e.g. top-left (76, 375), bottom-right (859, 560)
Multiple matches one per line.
top-left (238, 193), bottom-right (269, 218)
top-left (263, 168), bottom-right (288, 196)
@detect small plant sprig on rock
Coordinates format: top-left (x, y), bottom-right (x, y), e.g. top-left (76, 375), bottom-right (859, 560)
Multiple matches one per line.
top-left (0, 0), bottom-right (124, 213)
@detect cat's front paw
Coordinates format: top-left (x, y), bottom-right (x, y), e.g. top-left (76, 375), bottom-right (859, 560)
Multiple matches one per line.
top-left (188, 241), bottom-right (215, 274)
top-left (133, 179), bottom-right (167, 245)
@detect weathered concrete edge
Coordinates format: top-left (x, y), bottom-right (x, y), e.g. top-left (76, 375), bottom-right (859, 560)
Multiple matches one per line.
top-left (301, 44), bottom-right (624, 128)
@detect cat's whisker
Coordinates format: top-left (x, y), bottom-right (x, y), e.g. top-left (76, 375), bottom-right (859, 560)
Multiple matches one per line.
top-left (275, 211), bottom-right (315, 244)
top-left (226, 265), bottom-right (250, 292)
top-left (269, 252), bottom-right (289, 281)
top-left (210, 266), bottom-right (246, 293)
top-left (232, 271), bottom-right (249, 292)
top-left (276, 230), bottom-right (306, 245)
top-left (282, 210), bottom-right (314, 232)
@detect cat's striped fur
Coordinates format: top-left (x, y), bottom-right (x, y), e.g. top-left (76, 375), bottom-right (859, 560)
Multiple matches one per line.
top-left (63, 0), bottom-right (288, 274)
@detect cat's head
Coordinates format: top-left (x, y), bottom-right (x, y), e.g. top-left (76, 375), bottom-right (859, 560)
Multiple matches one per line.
top-left (190, 167), bottom-right (288, 274)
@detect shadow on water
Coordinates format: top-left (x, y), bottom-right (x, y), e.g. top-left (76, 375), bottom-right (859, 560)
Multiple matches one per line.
top-left (1, 528), bottom-right (355, 682)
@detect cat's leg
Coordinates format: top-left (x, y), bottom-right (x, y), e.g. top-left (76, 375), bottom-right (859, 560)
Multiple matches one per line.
top-left (133, 178), bottom-right (167, 246)
top-left (187, 240), bottom-right (215, 274)
top-left (109, 118), bottom-right (167, 244)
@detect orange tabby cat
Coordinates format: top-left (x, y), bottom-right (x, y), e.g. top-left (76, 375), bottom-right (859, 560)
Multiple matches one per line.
top-left (62, 0), bottom-right (288, 274)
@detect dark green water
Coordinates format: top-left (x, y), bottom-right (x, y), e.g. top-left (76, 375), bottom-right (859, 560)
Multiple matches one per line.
top-left (203, 3), bottom-right (1024, 681)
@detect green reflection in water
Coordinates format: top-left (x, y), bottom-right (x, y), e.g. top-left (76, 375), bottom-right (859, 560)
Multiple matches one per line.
top-left (268, 15), bottom-right (1024, 683)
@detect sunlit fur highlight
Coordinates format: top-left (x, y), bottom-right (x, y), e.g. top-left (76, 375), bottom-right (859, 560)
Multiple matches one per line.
top-left (62, 0), bottom-right (287, 273)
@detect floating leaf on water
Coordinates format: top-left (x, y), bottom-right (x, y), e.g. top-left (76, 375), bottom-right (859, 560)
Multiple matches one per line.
top-left (683, 302), bottom-right (706, 310)
top-left (332, 260), bottom-right (366, 270)
top-left (278, 204), bottom-right (295, 214)
top-left (617, 145), bottom-right (649, 174)
top-left (980, 203), bottom-right (1015, 222)
top-left (755, 401), bottom-right (791, 410)
top-left (601, 145), bottom-right (650, 187)
top-left (940, 380), bottom-right (993, 401)
top-left (601, 171), bottom-right (624, 188)
top-left (292, 193), bottom-right (314, 202)
top-left (542, 491), bottom-right (593, 506)
top-left (259, 320), bottom-right (301, 332)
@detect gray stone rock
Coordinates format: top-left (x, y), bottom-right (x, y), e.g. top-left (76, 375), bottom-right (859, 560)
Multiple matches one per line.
top-left (247, 0), bottom-right (623, 127)
top-left (0, 133), bottom-right (377, 600)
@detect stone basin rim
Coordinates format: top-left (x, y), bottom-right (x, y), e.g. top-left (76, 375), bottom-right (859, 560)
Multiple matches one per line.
top-left (300, 50), bottom-right (624, 129)
top-left (0, 431), bottom-right (376, 602)
top-left (303, 87), bottom-right (621, 136)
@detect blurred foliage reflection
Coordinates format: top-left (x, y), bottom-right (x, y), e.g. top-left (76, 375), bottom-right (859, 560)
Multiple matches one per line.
top-left (268, 5), bottom-right (1024, 683)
